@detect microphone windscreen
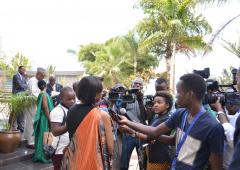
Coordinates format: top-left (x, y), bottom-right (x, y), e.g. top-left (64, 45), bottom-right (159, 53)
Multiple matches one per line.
top-left (120, 108), bottom-right (126, 115)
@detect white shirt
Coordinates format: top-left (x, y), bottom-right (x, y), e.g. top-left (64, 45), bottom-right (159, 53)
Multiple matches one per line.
top-left (50, 104), bottom-right (69, 154)
top-left (52, 84), bottom-right (56, 91)
top-left (222, 111), bottom-right (240, 169)
top-left (27, 77), bottom-right (40, 98)
top-left (18, 72), bottom-right (23, 80)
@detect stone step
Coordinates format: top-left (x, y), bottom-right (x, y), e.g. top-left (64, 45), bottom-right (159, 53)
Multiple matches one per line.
top-left (0, 147), bottom-right (34, 167)
top-left (0, 145), bottom-right (53, 170)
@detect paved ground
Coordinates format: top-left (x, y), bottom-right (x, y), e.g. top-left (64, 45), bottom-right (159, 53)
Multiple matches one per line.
top-left (0, 150), bottom-right (139, 170)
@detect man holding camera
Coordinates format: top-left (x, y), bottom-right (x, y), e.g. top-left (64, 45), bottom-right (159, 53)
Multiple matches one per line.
top-left (210, 96), bottom-right (240, 169)
top-left (120, 77), bottom-right (147, 170)
top-left (209, 68), bottom-right (240, 170)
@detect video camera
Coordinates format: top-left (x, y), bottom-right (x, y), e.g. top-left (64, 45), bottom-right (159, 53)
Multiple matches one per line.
top-left (193, 68), bottom-right (210, 79)
top-left (108, 87), bottom-right (139, 104)
top-left (203, 92), bottom-right (240, 105)
top-left (143, 95), bottom-right (154, 108)
top-left (194, 67), bottom-right (239, 105)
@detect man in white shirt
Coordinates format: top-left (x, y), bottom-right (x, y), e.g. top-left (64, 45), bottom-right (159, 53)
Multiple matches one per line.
top-left (211, 95), bottom-right (240, 169)
top-left (24, 67), bottom-right (46, 149)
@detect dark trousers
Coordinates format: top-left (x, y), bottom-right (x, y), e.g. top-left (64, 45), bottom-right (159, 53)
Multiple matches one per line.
top-left (52, 154), bottom-right (63, 170)
top-left (120, 134), bottom-right (140, 170)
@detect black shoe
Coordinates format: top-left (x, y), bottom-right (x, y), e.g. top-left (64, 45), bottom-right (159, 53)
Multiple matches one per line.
top-left (27, 145), bottom-right (35, 149)
top-left (17, 127), bottom-right (24, 133)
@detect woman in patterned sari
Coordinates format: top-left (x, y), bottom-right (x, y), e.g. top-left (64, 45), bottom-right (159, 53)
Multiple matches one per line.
top-left (63, 76), bottom-right (113, 170)
top-left (33, 80), bottom-right (54, 163)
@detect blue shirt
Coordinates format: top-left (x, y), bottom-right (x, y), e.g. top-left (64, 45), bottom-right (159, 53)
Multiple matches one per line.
top-left (165, 108), bottom-right (224, 170)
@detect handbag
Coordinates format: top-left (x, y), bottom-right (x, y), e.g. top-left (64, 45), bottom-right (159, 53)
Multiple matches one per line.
top-left (43, 106), bottom-right (67, 160)
top-left (43, 131), bottom-right (58, 160)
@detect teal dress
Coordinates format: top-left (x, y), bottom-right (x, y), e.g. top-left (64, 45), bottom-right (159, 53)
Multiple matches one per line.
top-left (33, 92), bottom-right (54, 163)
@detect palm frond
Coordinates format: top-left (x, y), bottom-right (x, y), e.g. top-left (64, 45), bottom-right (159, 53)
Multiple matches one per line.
top-left (140, 31), bottom-right (165, 49)
top-left (176, 35), bottom-right (210, 50)
top-left (222, 39), bottom-right (240, 58)
top-left (203, 14), bottom-right (240, 56)
top-left (177, 0), bottom-right (195, 18)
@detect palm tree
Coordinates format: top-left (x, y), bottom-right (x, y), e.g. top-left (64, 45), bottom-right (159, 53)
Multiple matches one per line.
top-left (85, 44), bottom-right (132, 88)
top-left (121, 32), bottom-right (139, 76)
top-left (119, 31), bottom-right (158, 76)
top-left (137, 0), bottom-right (211, 91)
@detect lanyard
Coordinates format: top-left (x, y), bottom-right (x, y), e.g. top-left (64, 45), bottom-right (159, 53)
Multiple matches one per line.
top-left (171, 107), bottom-right (205, 170)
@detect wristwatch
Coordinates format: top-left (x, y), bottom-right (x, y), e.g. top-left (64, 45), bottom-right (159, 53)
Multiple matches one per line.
top-left (217, 111), bottom-right (225, 116)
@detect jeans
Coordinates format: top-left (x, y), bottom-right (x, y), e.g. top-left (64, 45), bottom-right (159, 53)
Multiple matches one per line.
top-left (120, 134), bottom-right (140, 170)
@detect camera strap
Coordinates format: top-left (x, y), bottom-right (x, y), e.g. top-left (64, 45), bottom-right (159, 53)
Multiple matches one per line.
top-left (171, 107), bottom-right (205, 170)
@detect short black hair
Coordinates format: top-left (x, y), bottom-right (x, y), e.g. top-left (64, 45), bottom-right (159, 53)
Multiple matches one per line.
top-left (156, 77), bottom-right (167, 85)
top-left (180, 73), bottom-right (206, 101)
top-left (60, 86), bottom-right (74, 98)
top-left (95, 76), bottom-right (104, 82)
top-left (18, 66), bottom-right (24, 70)
top-left (77, 76), bottom-right (103, 105)
top-left (72, 81), bottom-right (79, 94)
top-left (38, 80), bottom-right (47, 91)
top-left (154, 91), bottom-right (173, 112)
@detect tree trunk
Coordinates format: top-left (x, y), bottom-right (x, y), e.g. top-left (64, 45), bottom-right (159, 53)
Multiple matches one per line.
top-left (134, 54), bottom-right (137, 76)
top-left (171, 44), bottom-right (176, 94)
top-left (166, 41), bottom-right (173, 90)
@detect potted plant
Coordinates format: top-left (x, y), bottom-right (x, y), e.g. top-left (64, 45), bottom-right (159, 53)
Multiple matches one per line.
top-left (0, 92), bottom-right (36, 153)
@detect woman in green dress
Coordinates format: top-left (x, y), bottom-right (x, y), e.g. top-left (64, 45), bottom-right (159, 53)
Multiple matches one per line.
top-left (33, 80), bottom-right (54, 163)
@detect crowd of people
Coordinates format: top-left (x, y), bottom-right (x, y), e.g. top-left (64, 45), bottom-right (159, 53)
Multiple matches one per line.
top-left (10, 65), bottom-right (240, 170)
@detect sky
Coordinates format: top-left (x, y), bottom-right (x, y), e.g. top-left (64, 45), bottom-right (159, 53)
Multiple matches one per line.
top-left (0, 0), bottom-right (143, 71)
top-left (0, 0), bottom-right (240, 80)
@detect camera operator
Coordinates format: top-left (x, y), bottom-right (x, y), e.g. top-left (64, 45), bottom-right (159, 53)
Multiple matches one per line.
top-left (146, 77), bottom-right (169, 122)
top-left (210, 96), bottom-right (240, 169)
top-left (120, 77), bottom-right (147, 170)
top-left (145, 77), bottom-right (170, 124)
top-left (204, 79), bottom-right (219, 118)
top-left (155, 77), bottom-right (168, 92)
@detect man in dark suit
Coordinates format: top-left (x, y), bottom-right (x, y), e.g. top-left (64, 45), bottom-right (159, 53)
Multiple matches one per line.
top-left (46, 75), bottom-right (63, 106)
top-left (11, 66), bottom-right (28, 132)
